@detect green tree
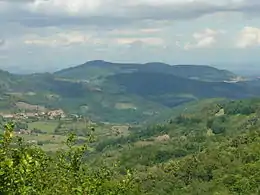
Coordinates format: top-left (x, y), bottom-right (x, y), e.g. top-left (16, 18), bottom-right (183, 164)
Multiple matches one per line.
top-left (0, 123), bottom-right (142, 195)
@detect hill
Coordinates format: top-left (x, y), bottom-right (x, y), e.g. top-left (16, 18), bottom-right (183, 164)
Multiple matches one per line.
top-left (139, 62), bottom-right (237, 82)
top-left (1, 97), bottom-right (260, 194)
top-left (106, 72), bottom-right (257, 107)
top-left (54, 60), bottom-right (238, 82)
top-left (89, 98), bottom-right (260, 194)
top-left (0, 71), bottom-right (168, 123)
top-left (0, 61), bottom-right (259, 123)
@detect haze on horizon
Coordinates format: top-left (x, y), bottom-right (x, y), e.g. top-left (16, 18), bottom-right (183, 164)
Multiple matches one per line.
top-left (0, 0), bottom-right (260, 73)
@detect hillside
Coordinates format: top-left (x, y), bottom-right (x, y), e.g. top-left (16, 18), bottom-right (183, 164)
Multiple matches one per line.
top-left (0, 61), bottom-right (259, 123)
top-left (54, 60), bottom-right (238, 82)
top-left (139, 62), bottom-right (237, 82)
top-left (89, 98), bottom-right (260, 194)
top-left (0, 72), bottom-right (168, 123)
top-left (106, 72), bottom-right (257, 107)
top-left (1, 97), bottom-right (260, 194)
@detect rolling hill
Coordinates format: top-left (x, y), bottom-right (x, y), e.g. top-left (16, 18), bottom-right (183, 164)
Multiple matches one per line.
top-left (54, 60), bottom-right (239, 82)
top-left (89, 98), bottom-right (260, 195)
top-left (0, 60), bottom-right (259, 123)
top-left (106, 71), bottom-right (257, 107)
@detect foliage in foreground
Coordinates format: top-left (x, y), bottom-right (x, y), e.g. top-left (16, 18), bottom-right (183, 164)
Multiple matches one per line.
top-left (0, 123), bottom-right (141, 195)
top-left (2, 98), bottom-right (260, 195)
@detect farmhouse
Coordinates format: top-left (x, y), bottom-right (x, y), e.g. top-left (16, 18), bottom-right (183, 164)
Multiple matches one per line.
top-left (26, 113), bottom-right (39, 118)
top-left (17, 129), bottom-right (32, 135)
top-left (47, 109), bottom-right (66, 119)
top-left (1, 114), bottom-right (14, 119)
top-left (155, 134), bottom-right (170, 142)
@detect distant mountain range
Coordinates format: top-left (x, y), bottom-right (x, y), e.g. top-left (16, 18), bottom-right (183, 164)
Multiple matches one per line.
top-left (54, 60), bottom-right (239, 82)
top-left (0, 60), bottom-right (259, 123)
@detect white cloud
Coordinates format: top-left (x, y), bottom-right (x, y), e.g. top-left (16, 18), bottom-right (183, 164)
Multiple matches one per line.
top-left (27, 0), bottom-right (105, 16)
top-left (115, 37), bottom-right (164, 46)
top-left (22, 27), bottom-right (165, 48)
top-left (236, 26), bottom-right (260, 48)
top-left (109, 28), bottom-right (162, 36)
top-left (23, 31), bottom-right (92, 47)
top-left (184, 28), bottom-right (226, 50)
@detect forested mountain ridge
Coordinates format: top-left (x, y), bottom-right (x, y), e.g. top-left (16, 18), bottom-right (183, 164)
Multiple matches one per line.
top-left (0, 61), bottom-right (258, 123)
top-left (106, 71), bottom-right (254, 107)
top-left (54, 60), bottom-right (239, 82)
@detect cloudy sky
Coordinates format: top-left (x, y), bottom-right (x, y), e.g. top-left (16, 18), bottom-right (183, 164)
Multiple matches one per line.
top-left (0, 0), bottom-right (260, 73)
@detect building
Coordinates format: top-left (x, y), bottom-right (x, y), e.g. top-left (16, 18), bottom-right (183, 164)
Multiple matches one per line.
top-left (1, 114), bottom-right (14, 119)
top-left (47, 109), bottom-right (66, 119)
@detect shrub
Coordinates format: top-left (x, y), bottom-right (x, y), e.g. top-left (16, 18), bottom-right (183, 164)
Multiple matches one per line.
top-left (0, 122), bottom-right (142, 195)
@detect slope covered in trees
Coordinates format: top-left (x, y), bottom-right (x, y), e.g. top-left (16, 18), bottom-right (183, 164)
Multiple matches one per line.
top-left (1, 98), bottom-right (260, 194)
top-left (92, 98), bottom-right (260, 194)
top-left (107, 72), bottom-right (256, 107)
top-left (54, 60), bottom-right (238, 82)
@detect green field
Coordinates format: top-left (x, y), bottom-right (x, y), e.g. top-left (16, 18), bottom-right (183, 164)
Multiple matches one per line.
top-left (14, 119), bottom-right (131, 152)
top-left (28, 121), bottom-right (59, 133)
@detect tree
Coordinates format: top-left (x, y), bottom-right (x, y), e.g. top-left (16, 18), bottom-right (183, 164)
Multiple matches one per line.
top-left (0, 123), bottom-right (142, 194)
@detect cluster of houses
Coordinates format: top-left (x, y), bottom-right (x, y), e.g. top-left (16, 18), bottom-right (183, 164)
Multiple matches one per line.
top-left (17, 129), bottom-right (33, 135)
top-left (0, 109), bottom-right (66, 120)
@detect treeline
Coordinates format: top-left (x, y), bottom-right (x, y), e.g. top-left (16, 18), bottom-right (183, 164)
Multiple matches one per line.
top-left (96, 98), bottom-right (260, 152)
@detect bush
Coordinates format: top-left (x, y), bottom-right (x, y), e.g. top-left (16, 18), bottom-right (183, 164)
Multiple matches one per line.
top-left (0, 123), bottom-right (142, 195)
top-left (224, 100), bottom-right (256, 115)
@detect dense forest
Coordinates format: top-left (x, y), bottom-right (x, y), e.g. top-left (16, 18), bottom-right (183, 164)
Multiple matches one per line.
top-left (1, 98), bottom-right (260, 194)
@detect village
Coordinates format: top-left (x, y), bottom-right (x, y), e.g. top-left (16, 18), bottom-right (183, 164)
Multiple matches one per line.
top-left (0, 105), bottom-right (131, 148)
top-left (0, 107), bottom-right (84, 135)
top-left (0, 109), bottom-right (67, 120)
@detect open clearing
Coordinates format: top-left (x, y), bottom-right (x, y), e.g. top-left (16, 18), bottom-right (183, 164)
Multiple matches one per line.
top-left (115, 103), bottom-right (137, 110)
top-left (15, 102), bottom-right (46, 111)
top-left (28, 121), bottom-right (59, 133)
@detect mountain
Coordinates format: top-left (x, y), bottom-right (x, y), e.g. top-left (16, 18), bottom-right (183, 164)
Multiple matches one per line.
top-left (0, 70), bottom-right (20, 93)
top-left (138, 62), bottom-right (237, 82)
top-left (54, 60), bottom-right (238, 82)
top-left (0, 60), bottom-right (259, 123)
top-left (0, 70), bottom-right (169, 123)
top-left (52, 61), bottom-right (259, 121)
top-left (106, 72), bottom-right (256, 107)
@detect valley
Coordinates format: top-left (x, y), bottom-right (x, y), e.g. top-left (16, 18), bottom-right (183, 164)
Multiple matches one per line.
top-left (0, 60), bottom-right (259, 124)
top-left (2, 1), bottom-right (260, 194)
top-left (2, 94), bottom-right (260, 194)
top-left (1, 60), bottom-right (260, 194)
top-left (0, 60), bottom-right (260, 152)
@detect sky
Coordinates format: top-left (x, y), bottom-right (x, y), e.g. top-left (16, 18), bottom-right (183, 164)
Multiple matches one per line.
top-left (0, 0), bottom-right (260, 73)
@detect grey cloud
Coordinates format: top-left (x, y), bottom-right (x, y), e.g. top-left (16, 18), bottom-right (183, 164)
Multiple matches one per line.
top-left (0, 39), bottom-right (5, 47)
top-left (0, 0), bottom-right (43, 2)
top-left (127, 3), bottom-right (224, 21)
top-left (125, 1), bottom-right (260, 21)
top-left (16, 15), bottom-right (134, 28)
top-left (1, 0), bottom-right (260, 28)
